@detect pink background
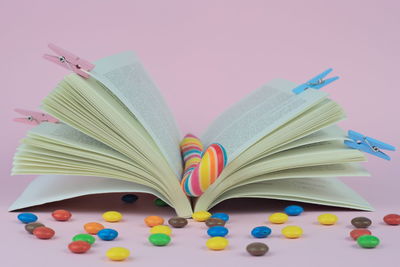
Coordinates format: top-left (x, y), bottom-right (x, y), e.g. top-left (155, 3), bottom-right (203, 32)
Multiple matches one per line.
top-left (1, 0), bottom-right (399, 266)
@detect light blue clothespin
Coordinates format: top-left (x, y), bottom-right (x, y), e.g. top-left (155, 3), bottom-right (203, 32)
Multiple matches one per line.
top-left (344, 130), bottom-right (396, 160)
top-left (292, 68), bottom-right (339, 95)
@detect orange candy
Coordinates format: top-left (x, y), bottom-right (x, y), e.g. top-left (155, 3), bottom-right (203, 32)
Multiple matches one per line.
top-left (84, 222), bottom-right (105, 234)
top-left (144, 216), bottom-right (164, 227)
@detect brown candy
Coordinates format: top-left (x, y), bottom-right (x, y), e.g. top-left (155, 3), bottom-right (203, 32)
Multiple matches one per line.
top-left (351, 217), bottom-right (372, 228)
top-left (25, 222), bottom-right (45, 234)
top-left (246, 242), bottom-right (269, 256)
top-left (205, 218), bottom-right (226, 228)
top-left (168, 217), bottom-right (188, 228)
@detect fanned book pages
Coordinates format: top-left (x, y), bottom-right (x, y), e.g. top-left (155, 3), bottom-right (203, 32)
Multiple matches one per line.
top-left (11, 51), bottom-right (373, 218)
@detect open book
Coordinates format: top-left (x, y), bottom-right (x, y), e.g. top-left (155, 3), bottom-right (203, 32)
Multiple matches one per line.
top-left (10, 51), bottom-right (373, 218)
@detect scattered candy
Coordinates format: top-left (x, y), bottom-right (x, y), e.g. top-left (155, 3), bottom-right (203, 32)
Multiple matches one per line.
top-left (383, 214), bottom-right (400, 225)
top-left (72, 233), bottom-right (96, 245)
top-left (17, 213), bottom-right (38, 224)
top-left (318, 214), bottom-right (338, 225)
top-left (121, 194), bottom-right (138, 203)
top-left (192, 211), bottom-right (212, 222)
top-left (205, 218), bottom-right (226, 228)
top-left (106, 247), bottom-right (130, 261)
top-left (68, 241), bottom-right (91, 253)
top-left (98, 228), bottom-right (119, 241)
top-left (350, 229), bottom-right (372, 240)
top-left (351, 217), bottom-right (372, 228)
top-left (206, 237), bottom-right (229, 250)
top-left (251, 226), bottom-right (272, 238)
top-left (144, 216), bottom-right (164, 227)
top-left (25, 222), bottom-right (45, 234)
top-left (269, 213), bottom-right (288, 224)
top-left (148, 233), bottom-right (171, 246)
top-left (102, 211), bottom-right (123, 222)
top-left (154, 198), bottom-right (169, 207)
top-left (246, 242), bottom-right (269, 256)
top-left (210, 213), bottom-right (229, 222)
top-left (207, 226), bottom-right (229, 237)
top-left (33, 226), bottom-right (55, 239)
top-left (84, 222), bottom-right (105, 234)
top-left (284, 205), bottom-right (304, 216)
top-left (52, 209), bottom-right (72, 221)
top-left (281, 226), bottom-right (303, 239)
top-left (357, 235), bottom-right (380, 248)
top-left (150, 225), bottom-right (172, 236)
top-left (168, 217), bottom-right (188, 228)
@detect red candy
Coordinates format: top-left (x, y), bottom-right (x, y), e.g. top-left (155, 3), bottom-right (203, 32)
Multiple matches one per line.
top-left (33, 226), bottom-right (55, 239)
top-left (68, 241), bottom-right (91, 253)
top-left (52, 209), bottom-right (72, 221)
top-left (350, 229), bottom-right (371, 240)
top-left (383, 214), bottom-right (400, 225)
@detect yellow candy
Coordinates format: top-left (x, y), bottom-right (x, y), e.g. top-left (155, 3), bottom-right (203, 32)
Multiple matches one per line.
top-left (150, 225), bottom-right (172, 236)
top-left (192, 211), bottom-right (212, 222)
top-left (269, 212), bottom-right (288, 224)
top-left (281, 225), bottom-right (303, 238)
top-left (102, 211), bottom-right (123, 222)
top-left (106, 247), bottom-right (130, 261)
top-left (318, 213), bottom-right (338, 225)
top-left (206, 237), bottom-right (229, 250)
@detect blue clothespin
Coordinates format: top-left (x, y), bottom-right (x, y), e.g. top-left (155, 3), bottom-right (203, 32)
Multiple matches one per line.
top-left (344, 130), bottom-right (396, 160)
top-left (292, 68), bottom-right (339, 94)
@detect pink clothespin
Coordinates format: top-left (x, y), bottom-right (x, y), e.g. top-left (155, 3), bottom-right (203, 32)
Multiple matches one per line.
top-left (43, 43), bottom-right (95, 78)
top-left (14, 108), bottom-right (59, 125)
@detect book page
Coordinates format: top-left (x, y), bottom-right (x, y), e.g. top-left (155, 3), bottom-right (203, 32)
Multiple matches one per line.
top-left (201, 79), bottom-right (327, 163)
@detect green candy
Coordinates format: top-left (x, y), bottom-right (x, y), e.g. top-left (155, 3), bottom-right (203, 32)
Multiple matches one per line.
top-left (72, 233), bottom-right (96, 245)
top-left (357, 235), bottom-right (380, 248)
top-left (154, 198), bottom-right (168, 207)
top-left (148, 233), bottom-right (171, 246)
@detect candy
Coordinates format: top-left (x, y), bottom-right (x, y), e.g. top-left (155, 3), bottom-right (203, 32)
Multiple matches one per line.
top-left (84, 222), bottom-right (105, 234)
top-left (281, 226), bottom-right (303, 239)
top-left (318, 214), bottom-right (338, 225)
top-left (72, 233), bottom-right (96, 244)
top-left (251, 226), bottom-right (272, 238)
top-left (284, 205), bottom-right (304, 216)
top-left (144, 216), bottom-right (164, 227)
top-left (350, 229), bottom-right (372, 240)
top-left (121, 194), bottom-right (138, 203)
top-left (33, 226), bottom-right (55, 239)
top-left (150, 225), bottom-right (172, 236)
top-left (357, 235), bottom-right (380, 248)
top-left (351, 217), bottom-right (372, 228)
top-left (106, 247), bottom-right (130, 261)
top-left (148, 233), bottom-right (171, 246)
top-left (168, 217), bottom-right (188, 228)
top-left (17, 213), bottom-right (38, 224)
top-left (206, 237), bottom-right (228, 250)
top-left (154, 198), bottom-right (169, 207)
top-left (246, 242), bottom-right (269, 256)
top-left (205, 218), bottom-right (226, 228)
top-left (383, 214), bottom-right (400, 225)
top-left (68, 241), bottom-right (91, 253)
top-left (102, 211), bottom-right (122, 222)
top-left (25, 222), bottom-right (45, 234)
top-left (98, 228), bottom-right (119, 241)
top-left (207, 226), bottom-right (229, 237)
top-left (210, 213), bottom-right (230, 222)
top-left (180, 134), bottom-right (227, 197)
top-left (269, 213), bottom-right (288, 224)
top-left (52, 209), bottom-right (72, 221)
top-left (192, 211), bottom-right (212, 222)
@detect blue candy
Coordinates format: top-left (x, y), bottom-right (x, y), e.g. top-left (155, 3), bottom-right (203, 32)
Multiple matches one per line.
top-left (121, 194), bottom-right (138, 203)
top-left (251, 226), bottom-right (272, 238)
top-left (284, 205), bottom-right (304, 216)
top-left (207, 226), bottom-right (229, 237)
top-left (97, 228), bottom-right (119, 241)
top-left (17, 213), bottom-right (38, 224)
top-left (210, 213), bottom-right (229, 222)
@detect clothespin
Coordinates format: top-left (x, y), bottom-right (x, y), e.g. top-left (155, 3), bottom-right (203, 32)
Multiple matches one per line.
top-left (292, 68), bottom-right (339, 95)
top-left (43, 43), bottom-right (95, 78)
top-left (13, 108), bottom-right (59, 125)
top-left (344, 130), bottom-right (396, 160)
